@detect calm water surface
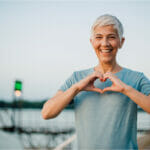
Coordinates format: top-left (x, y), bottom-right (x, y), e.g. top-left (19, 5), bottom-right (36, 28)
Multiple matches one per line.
top-left (0, 109), bottom-right (150, 149)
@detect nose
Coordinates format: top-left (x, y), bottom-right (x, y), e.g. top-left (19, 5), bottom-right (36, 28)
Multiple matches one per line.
top-left (101, 37), bottom-right (110, 47)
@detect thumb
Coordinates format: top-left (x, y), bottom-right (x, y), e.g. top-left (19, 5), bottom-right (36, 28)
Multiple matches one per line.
top-left (102, 86), bottom-right (113, 93)
top-left (91, 87), bottom-right (103, 93)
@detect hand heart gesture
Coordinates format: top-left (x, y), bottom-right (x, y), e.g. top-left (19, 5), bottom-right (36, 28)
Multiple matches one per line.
top-left (76, 71), bottom-right (127, 94)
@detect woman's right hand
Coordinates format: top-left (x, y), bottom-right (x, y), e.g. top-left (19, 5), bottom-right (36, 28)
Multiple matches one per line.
top-left (75, 71), bottom-right (104, 93)
top-left (41, 71), bottom-right (104, 119)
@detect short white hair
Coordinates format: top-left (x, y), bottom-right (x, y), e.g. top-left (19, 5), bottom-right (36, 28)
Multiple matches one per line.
top-left (91, 14), bottom-right (124, 41)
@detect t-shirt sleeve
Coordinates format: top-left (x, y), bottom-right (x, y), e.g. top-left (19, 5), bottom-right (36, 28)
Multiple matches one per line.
top-left (139, 73), bottom-right (150, 96)
top-left (58, 72), bottom-right (76, 105)
top-left (59, 72), bottom-right (76, 92)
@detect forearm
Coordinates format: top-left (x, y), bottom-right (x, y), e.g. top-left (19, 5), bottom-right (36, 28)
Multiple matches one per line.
top-left (123, 85), bottom-right (150, 114)
top-left (42, 84), bottom-right (80, 119)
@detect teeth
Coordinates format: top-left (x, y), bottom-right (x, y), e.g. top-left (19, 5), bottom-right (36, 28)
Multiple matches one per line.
top-left (101, 49), bottom-right (112, 53)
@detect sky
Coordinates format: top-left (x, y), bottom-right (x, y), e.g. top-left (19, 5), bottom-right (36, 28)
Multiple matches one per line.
top-left (0, 0), bottom-right (150, 101)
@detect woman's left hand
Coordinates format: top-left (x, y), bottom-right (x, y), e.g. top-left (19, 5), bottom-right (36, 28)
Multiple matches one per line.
top-left (102, 72), bottom-right (128, 93)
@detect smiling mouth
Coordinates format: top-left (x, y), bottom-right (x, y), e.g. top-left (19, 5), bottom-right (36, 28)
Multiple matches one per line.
top-left (100, 49), bottom-right (113, 53)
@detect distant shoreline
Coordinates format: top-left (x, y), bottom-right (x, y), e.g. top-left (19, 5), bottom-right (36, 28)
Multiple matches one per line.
top-left (0, 100), bottom-right (74, 109)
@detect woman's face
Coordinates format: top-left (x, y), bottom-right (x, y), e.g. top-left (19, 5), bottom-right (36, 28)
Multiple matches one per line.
top-left (90, 25), bottom-right (124, 64)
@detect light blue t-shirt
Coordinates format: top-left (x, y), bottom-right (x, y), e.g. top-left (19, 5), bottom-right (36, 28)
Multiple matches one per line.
top-left (59, 67), bottom-right (150, 150)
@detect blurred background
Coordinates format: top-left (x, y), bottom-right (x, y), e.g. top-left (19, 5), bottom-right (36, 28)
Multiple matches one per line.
top-left (0, 0), bottom-right (150, 149)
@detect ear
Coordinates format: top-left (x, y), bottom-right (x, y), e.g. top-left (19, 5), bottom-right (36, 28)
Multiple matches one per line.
top-left (119, 37), bottom-right (125, 49)
top-left (90, 38), bottom-right (94, 47)
top-left (90, 38), bottom-right (92, 44)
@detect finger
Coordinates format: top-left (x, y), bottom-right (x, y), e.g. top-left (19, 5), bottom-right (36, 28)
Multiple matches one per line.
top-left (103, 76), bottom-right (109, 82)
top-left (91, 87), bottom-right (103, 93)
top-left (90, 76), bottom-right (99, 84)
top-left (103, 73), bottom-right (115, 82)
top-left (102, 86), bottom-right (113, 93)
top-left (100, 77), bottom-right (104, 82)
top-left (94, 72), bottom-right (104, 82)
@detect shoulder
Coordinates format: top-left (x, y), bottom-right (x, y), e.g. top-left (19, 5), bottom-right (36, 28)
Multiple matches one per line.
top-left (123, 68), bottom-right (150, 95)
top-left (123, 67), bottom-right (143, 77)
top-left (121, 67), bottom-right (148, 84)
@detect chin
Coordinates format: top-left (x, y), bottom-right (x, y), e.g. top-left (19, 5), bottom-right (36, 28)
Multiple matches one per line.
top-left (100, 58), bottom-right (113, 64)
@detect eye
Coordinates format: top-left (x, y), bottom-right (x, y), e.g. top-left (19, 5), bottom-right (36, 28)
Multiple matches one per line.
top-left (95, 37), bottom-right (102, 39)
top-left (109, 36), bottom-right (116, 39)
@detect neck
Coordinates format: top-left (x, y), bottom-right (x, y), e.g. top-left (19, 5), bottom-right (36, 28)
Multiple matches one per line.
top-left (94, 61), bottom-right (122, 74)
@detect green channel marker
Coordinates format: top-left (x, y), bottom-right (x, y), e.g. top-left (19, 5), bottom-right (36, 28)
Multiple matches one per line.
top-left (14, 80), bottom-right (22, 91)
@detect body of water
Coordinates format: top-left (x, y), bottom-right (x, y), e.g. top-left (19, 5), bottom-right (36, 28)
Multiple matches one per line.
top-left (0, 109), bottom-right (150, 149)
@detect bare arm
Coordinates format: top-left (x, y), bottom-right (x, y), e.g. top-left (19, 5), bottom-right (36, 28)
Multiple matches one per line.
top-left (103, 72), bottom-right (150, 114)
top-left (41, 84), bottom-right (80, 119)
top-left (123, 86), bottom-right (150, 114)
top-left (41, 71), bottom-right (103, 119)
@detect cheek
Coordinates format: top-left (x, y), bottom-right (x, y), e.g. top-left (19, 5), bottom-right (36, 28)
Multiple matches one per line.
top-left (94, 48), bottom-right (100, 57)
top-left (111, 40), bottom-right (120, 48)
top-left (92, 41), bottom-right (100, 49)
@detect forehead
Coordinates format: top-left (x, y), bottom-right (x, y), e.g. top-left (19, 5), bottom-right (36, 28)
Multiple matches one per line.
top-left (93, 25), bottom-right (118, 36)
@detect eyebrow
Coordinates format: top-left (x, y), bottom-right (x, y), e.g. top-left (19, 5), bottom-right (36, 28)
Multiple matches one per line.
top-left (95, 33), bottom-right (117, 36)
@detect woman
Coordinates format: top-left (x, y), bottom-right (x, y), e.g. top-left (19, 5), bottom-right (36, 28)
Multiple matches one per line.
top-left (42, 14), bottom-right (150, 149)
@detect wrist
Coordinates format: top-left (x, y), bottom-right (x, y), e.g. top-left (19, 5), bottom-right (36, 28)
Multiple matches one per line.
top-left (122, 85), bottom-right (132, 95)
top-left (71, 83), bottom-right (81, 94)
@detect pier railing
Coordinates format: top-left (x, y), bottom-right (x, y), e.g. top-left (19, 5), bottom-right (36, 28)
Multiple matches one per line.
top-left (0, 107), bottom-right (150, 149)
